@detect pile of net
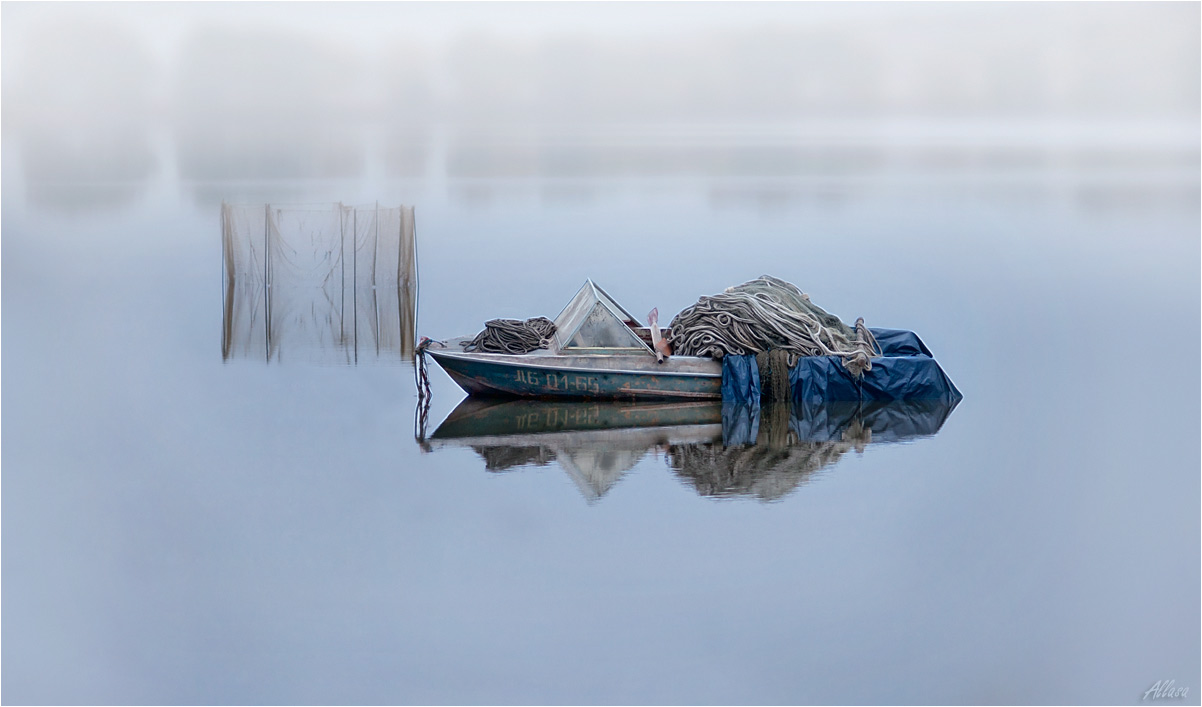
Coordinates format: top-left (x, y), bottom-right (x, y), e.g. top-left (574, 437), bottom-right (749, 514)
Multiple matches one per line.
top-left (667, 275), bottom-right (881, 376)
top-left (461, 317), bottom-right (556, 354)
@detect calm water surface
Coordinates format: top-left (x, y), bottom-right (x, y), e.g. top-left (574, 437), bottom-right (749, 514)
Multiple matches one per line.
top-left (3, 125), bottom-right (1199, 704)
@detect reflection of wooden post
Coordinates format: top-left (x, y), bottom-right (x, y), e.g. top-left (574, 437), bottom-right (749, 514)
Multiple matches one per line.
top-left (221, 202), bottom-right (232, 361)
top-left (374, 201), bottom-right (380, 356)
top-left (264, 203), bottom-right (270, 362)
top-left (339, 202), bottom-right (346, 347)
top-left (353, 207), bottom-right (358, 364)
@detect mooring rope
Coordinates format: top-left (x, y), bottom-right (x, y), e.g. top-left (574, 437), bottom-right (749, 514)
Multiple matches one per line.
top-left (668, 275), bottom-right (881, 376)
top-left (461, 317), bottom-right (557, 354)
top-left (414, 337), bottom-right (437, 442)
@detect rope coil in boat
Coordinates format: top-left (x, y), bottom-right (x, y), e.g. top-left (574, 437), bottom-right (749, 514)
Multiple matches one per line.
top-left (461, 317), bottom-right (557, 355)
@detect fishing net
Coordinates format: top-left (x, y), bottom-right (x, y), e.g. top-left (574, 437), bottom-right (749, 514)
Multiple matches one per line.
top-left (461, 317), bottom-right (557, 354)
top-left (756, 348), bottom-right (793, 403)
top-left (667, 275), bottom-right (881, 376)
top-left (221, 202), bottom-right (416, 364)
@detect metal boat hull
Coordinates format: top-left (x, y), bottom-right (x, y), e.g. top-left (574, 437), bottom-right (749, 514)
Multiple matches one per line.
top-left (426, 346), bottom-right (722, 400)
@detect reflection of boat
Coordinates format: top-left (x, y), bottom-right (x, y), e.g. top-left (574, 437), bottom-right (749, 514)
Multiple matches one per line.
top-left (725, 398), bottom-right (960, 446)
top-left (430, 397), bottom-right (723, 439)
top-left (425, 280), bottom-right (723, 400)
top-left (424, 396), bottom-right (958, 502)
top-left (426, 398), bottom-right (722, 502)
top-left (679, 398), bottom-right (960, 501)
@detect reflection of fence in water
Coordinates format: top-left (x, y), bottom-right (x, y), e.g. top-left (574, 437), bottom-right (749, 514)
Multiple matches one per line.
top-left (221, 202), bottom-right (416, 364)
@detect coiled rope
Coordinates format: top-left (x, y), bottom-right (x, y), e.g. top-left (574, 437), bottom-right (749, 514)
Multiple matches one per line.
top-left (461, 317), bottom-right (557, 354)
top-left (668, 275), bottom-right (881, 376)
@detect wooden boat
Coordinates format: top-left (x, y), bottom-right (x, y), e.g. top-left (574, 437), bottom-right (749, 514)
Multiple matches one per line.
top-left (425, 280), bottom-right (722, 400)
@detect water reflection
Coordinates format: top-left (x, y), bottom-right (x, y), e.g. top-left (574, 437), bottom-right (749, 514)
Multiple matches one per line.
top-left (675, 399), bottom-right (957, 501)
top-left (426, 399), bottom-right (720, 503)
top-left (424, 397), bottom-right (958, 503)
top-left (221, 202), bottom-right (417, 364)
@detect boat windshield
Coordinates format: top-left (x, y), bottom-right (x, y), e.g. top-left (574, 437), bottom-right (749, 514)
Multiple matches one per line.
top-left (552, 280), bottom-right (653, 355)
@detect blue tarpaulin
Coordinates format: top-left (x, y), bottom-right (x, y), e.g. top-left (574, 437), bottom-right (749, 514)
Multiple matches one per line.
top-left (720, 354), bottom-right (762, 405)
top-left (720, 328), bottom-right (962, 406)
top-left (722, 399), bottom-right (959, 446)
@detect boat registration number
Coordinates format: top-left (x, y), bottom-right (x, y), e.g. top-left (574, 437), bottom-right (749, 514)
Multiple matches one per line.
top-left (515, 369), bottom-right (601, 394)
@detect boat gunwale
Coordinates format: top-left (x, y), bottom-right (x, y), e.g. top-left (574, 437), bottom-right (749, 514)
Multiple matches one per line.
top-left (426, 347), bottom-right (723, 379)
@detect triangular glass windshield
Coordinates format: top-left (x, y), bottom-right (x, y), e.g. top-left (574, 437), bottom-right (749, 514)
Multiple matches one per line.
top-left (553, 280), bottom-right (652, 353)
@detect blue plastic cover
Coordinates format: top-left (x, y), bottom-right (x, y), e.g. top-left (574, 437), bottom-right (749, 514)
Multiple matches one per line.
top-left (870, 327), bottom-right (933, 357)
top-left (720, 353), bottom-right (761, 405)
top-left (722, 399), bottom-right (959, 446)
top-left (719, 328), bottom-right (962, 405)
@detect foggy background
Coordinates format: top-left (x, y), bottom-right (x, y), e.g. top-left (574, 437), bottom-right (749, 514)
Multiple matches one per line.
top-left (4, 1), bottom-right (1198, 198)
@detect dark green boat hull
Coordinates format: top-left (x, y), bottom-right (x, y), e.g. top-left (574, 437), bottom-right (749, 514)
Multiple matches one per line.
top-left (427, 349), bottom-right (722, 400)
